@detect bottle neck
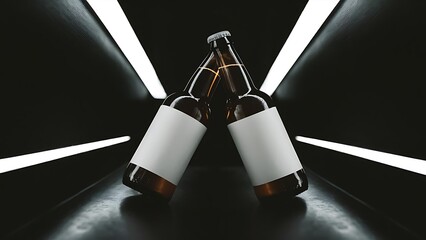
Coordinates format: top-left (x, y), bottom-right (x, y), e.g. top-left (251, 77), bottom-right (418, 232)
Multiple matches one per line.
top-left (183, 52), bottom-right (220, 102)
top-left (210, 37), bottom-right (257, 96)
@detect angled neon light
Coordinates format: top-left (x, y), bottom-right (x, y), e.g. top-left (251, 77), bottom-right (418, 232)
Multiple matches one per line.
top-left (296, 136), bottom-right (426, 176)
top-left (260, 0), bottom-right (340, 95)
top-left (87, 0), bottom-right (167, 99)
top-left (0, 136), bottom-right (130, 174)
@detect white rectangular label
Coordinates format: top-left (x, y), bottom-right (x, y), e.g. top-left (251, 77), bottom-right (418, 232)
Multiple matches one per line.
top-left (130, 105), bottom-right (207, 185)
top-left (228, 107), bottom-right (303, 186)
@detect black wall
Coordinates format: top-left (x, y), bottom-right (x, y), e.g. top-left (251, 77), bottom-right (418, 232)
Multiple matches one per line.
top-left (272, 0), bottom-right (426, 237)
top-left (0, 0), bottom-right (159, 236)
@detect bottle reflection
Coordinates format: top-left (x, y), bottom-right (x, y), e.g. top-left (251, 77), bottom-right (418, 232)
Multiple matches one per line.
top-left (252, 197), bottom-right (307, 240)
top-left (119, 195), bottom-right (173, 240)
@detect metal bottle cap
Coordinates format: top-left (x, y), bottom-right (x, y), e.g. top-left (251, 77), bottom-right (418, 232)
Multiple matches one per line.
top-left (207, 30), bottom-right (231, 43)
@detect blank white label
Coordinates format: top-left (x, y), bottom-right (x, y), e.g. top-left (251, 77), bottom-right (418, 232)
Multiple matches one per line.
top-left (130, 105), bottom-right (207, 185)
top-left (228, 107), bottom-right (303, 186)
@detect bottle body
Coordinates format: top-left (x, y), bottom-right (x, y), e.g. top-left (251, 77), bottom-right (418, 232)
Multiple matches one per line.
top-left (226, 97), bottom-right (308, 201)
top-left (123, 52), bottom-right (219, 201)
top-left (209, 31), bottom-right (308, 202)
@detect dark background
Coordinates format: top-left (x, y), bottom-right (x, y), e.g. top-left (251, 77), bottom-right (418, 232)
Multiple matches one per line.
top-left (1, 0), bottom-right (425, 238)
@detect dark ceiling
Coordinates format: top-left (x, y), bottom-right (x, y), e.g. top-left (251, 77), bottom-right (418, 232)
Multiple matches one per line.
top-left (117, 0), bottom-right (308, 93)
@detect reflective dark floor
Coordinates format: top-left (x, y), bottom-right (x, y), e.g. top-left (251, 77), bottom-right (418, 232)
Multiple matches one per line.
top-left (7, 165), bottom-right (418, 240)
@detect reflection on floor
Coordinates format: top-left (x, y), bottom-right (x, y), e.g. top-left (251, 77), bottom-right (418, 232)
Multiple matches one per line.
top-left (8, 165), bottom-right (419, 240)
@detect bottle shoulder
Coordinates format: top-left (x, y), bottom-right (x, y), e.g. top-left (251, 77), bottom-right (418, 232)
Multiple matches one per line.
top-left (225, 90), bottom-right (275, 123)
top-left (162, 92), bottom-right (210, 126)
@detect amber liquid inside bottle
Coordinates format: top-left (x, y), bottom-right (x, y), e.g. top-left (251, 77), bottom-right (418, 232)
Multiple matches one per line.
top-left (123, 165), bottom-right (176, 201)
top-left (210, 31), bottom-right (308, 202)
top-left (123, 52), bottom-right (219, 201)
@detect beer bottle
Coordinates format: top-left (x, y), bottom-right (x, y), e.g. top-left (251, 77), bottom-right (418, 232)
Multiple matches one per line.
top-left (123, 51), bottom-right (220, 201)
top-left (208, 31), bottom-right (308, 202)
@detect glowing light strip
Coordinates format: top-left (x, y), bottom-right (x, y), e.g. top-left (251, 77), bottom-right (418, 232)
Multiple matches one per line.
top-left (260, 0), bottom-right (340, 95)
top-left (87, 0), bottom-right (167, 99)
top-left (0, 136), bottom-right (131, 174)
top-left (296, 136), bottom-right (426, 176)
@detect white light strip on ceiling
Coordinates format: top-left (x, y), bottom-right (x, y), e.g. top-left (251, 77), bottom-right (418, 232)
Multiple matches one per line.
top-left (87, 0), bottom-right (167, 99)
top-left (0, 136), bottom-right (131, 174)
top-left (296, 136), bottom-right (426, 176)
top-left (260, 0), bottom-right (340, 95)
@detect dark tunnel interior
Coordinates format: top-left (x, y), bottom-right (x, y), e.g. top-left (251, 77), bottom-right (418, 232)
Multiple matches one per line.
top-left (1, 0), bottom-right (425, 239)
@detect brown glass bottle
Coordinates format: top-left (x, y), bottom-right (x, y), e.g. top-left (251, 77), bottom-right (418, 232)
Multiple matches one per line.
top-left (123, 51), bottom-right (219, 202)
top-left (208, 31), bottom-right (308, 202)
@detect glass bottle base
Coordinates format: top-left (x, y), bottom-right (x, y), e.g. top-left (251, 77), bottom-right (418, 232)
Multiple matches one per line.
top-left (254, 169), bottom-right (308, 204)
top-left (122, 163), bottom-right (176, 202)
